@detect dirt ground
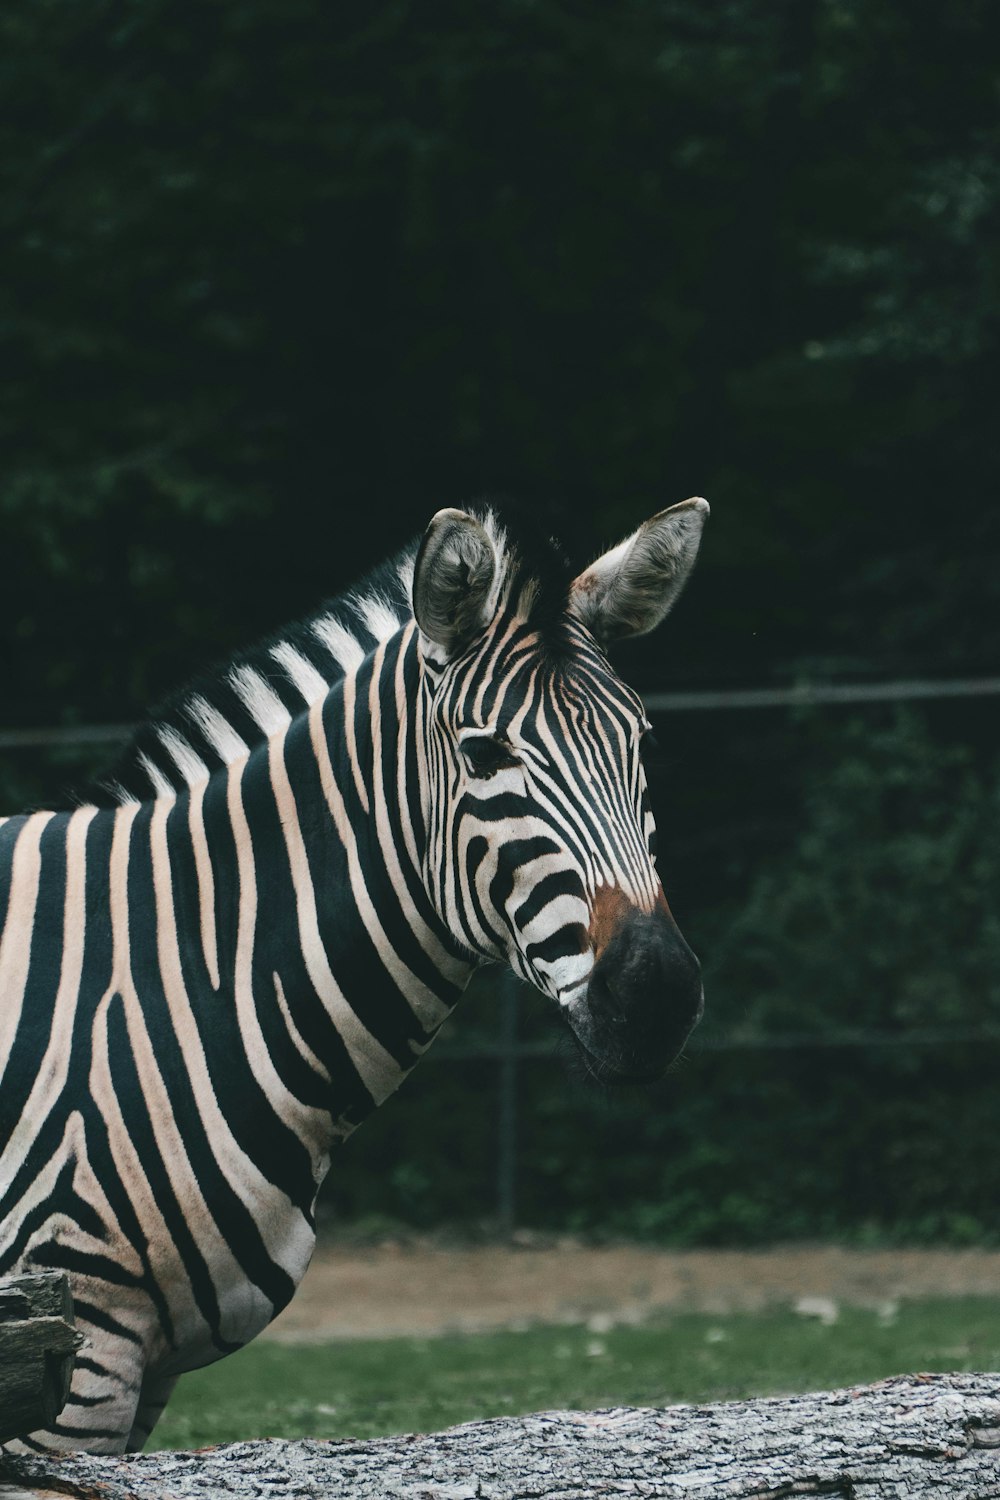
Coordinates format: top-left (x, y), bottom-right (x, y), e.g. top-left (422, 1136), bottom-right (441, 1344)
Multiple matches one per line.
top-left (264, 1240), bottom-right (1000, 1342)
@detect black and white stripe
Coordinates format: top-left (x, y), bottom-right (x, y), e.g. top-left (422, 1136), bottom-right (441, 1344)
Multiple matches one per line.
top-left (0, 499), bottom-right (708, 1452)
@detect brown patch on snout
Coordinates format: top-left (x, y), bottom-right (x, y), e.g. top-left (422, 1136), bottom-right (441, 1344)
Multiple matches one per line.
top-left (590, 884), bottom-right (679, 959)
top-left (588, 886), bottom-right (634, 960)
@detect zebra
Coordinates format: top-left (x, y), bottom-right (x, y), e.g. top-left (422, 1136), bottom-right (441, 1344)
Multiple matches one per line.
top-left (0, 498), bottom-right (708, 1453)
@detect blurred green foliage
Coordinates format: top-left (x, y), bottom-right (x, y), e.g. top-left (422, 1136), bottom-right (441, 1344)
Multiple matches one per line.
top-left (710, 710), bottom-right (1000, 1035)
top-left (2, 0), bottom-right (999, 722)
top-left (2, 2), bottom-right (998, 1241)
top-left (324, 712), bottom-right (1000, 1242)
top-left (326, 1036), bottom-right (1000, 1243)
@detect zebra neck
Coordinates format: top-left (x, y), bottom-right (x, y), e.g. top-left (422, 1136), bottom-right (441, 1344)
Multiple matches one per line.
top-left (232, 626), bottom-right (474, 1136)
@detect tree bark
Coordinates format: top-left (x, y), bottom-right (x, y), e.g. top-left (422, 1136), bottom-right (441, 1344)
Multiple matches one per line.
top-left (2, 1373), bottom-right (999, 1498)
top-left (0, 1273), bottom-right (80, 1446)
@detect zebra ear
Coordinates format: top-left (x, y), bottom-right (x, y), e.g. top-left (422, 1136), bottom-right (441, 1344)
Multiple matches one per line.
top-left (569, 497), bottom-right (709, 643)
top-left (412, 508), bottom-right (498, 660)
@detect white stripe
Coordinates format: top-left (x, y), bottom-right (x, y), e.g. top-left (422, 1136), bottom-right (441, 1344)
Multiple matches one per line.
top-left (149, 793), bottom-right (319, 1290)
top-left (270, 642), bottom-right (330, 705)
top-left (186, 694), bottom-right (249, 766)
top-left (341, 670), bottom-right (370, 814)
top-left (158, 725), bottom-right (209, 788)
top-left (137, 751), bottom-right (176, 801)
top-left (89, 991), bottom-right (202, 1322)
top-left (0, 812), bottom-right (55, 1082)
top-left (308, 691), bottom-right (455, 1032)
top-left (272, 972), bottom-right (330, 1083)
top-left (1, 808), bottom-right (95, 1163)
top-left (229, 665), bottom-right (292, 735)
top-left (107, 780), bottom-right (140, 806)
top-left (354, 591), bottom-right (401, 642)
top-left (187, 779), bottom-right (220, 990)
top-left (0, 1118), bottom-right (68, 1270)
top-left (313, 614), bottom-right (365, 674)
top-left (268, 729), bottom-right (406, 1101)
top-left (391, 627), bottom-right (470, 985)
top-left (397, 553), bottom-right (416, 605)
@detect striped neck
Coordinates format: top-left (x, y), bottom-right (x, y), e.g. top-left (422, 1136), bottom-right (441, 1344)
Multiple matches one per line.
top-left (229, 623), bottom-right (474, 1133)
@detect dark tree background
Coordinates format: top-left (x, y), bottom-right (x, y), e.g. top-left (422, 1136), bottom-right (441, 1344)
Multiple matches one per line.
top-left (2, 0), bottom-right (999, 1240)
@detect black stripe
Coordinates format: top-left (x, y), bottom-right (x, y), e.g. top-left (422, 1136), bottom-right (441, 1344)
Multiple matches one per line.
top-left (120, 806), bottom-right (301, 1310)
top-left (102, 990), bottom-right (219, 1352)
top-left (512, 869), bottom-right (584, 932)
top-left (72, 1297), bottom-right (144, 1344)
top-left (236, 735), bottom-right (378, 1127)
top-left (284, 718), bottom-right (439, 1066)
top-left (0, 814), bottom-right (67, 1156)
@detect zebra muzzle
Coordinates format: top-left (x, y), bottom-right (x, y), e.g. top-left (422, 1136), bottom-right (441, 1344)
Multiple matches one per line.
top-left (570, 896), bottom-right (703, 1082)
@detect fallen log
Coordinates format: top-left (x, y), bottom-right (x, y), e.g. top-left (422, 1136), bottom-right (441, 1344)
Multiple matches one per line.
top-left (2, 1371), bottom-right (999, 1498)
top-left (0, 1272), bottom-right (81, 1446)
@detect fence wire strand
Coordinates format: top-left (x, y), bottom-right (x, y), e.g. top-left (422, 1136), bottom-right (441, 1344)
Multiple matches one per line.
top-left (3, 675), bottom-right (1000, 750)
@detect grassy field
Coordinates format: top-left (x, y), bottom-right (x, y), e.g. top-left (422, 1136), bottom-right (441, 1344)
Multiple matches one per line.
top-left (151, 1298), bottom-right (1000, 1449)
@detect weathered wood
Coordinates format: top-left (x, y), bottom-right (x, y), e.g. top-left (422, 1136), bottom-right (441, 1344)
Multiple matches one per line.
top-left (0, 1273), bottom-right (81, 1445)
top-left (2, 1372), bottom-right (999, 1498)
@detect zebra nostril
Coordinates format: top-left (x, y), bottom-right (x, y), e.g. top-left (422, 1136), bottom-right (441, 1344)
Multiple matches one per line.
top-left (581, 904), bottom-right (702, 1068)
top-left (601, 979), bottom-right (628, 1019)
top-left (584, 965), bottom-right (617, 1022)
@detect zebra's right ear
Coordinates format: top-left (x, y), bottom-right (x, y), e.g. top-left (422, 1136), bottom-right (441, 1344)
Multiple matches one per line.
top-left (412, 509), bottom-right (498, 662)
top-left (569, 498), bottom-right (709, 643)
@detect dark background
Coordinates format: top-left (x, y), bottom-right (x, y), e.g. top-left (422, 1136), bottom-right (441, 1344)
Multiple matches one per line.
top-left (3, 0), bottom-right (999, 1242)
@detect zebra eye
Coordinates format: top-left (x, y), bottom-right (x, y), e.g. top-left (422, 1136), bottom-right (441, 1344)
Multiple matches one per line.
top-left (460, 734), bottom-right (517, 778)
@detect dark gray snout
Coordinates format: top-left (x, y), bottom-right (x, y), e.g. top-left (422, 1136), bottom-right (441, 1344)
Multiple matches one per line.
top-left (573, 905), bottom-right (703, 1083)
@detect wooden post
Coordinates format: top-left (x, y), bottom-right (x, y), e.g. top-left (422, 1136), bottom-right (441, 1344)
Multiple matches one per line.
top-left (0, 1272), bottom-right (81, 1445)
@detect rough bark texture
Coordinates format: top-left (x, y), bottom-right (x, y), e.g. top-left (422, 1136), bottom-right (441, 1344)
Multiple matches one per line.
top-left (2, 1372), bottom-right (999, 1498)
top-left (0, 1273), bottom-right (80, 1445)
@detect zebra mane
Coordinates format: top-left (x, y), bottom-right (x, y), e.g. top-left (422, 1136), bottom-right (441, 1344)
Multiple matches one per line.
top-left (88, 503), bottom-right (570, 808)
top-left (90, 543), bottom-right (421, 807)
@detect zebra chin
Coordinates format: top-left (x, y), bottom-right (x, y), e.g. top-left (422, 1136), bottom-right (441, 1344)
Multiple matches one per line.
top-left (563, 905), bottom-right (704, 1084)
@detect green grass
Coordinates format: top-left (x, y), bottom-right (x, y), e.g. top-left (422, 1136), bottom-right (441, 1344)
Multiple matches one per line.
top-left (150, 1298), bottom-right (1000, 1449)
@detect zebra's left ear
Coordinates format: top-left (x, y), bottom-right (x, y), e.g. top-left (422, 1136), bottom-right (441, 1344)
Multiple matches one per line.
top-left (569, 497), bottom-right (709, 643)
top-left (412, 508), bottom-right (499, 662)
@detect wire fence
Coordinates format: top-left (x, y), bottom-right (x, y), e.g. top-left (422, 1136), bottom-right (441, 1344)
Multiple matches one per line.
top-left (2, 674), bottom-right (1000, 750)
top-left (429, 983), bottom-right (1000, 1234)
top-left (441, 980), bottom-right (1000, 1231)
top-left (5, 672), bottom-right (999, 1230)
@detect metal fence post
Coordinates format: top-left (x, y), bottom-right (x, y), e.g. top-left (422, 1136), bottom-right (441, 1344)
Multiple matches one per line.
top-left (496, 976), bottom-right (519, 1236)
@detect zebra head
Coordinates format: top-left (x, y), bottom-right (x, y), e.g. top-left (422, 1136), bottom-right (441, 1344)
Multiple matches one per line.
top-left (412, 500), bottom-right (708, 1083)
